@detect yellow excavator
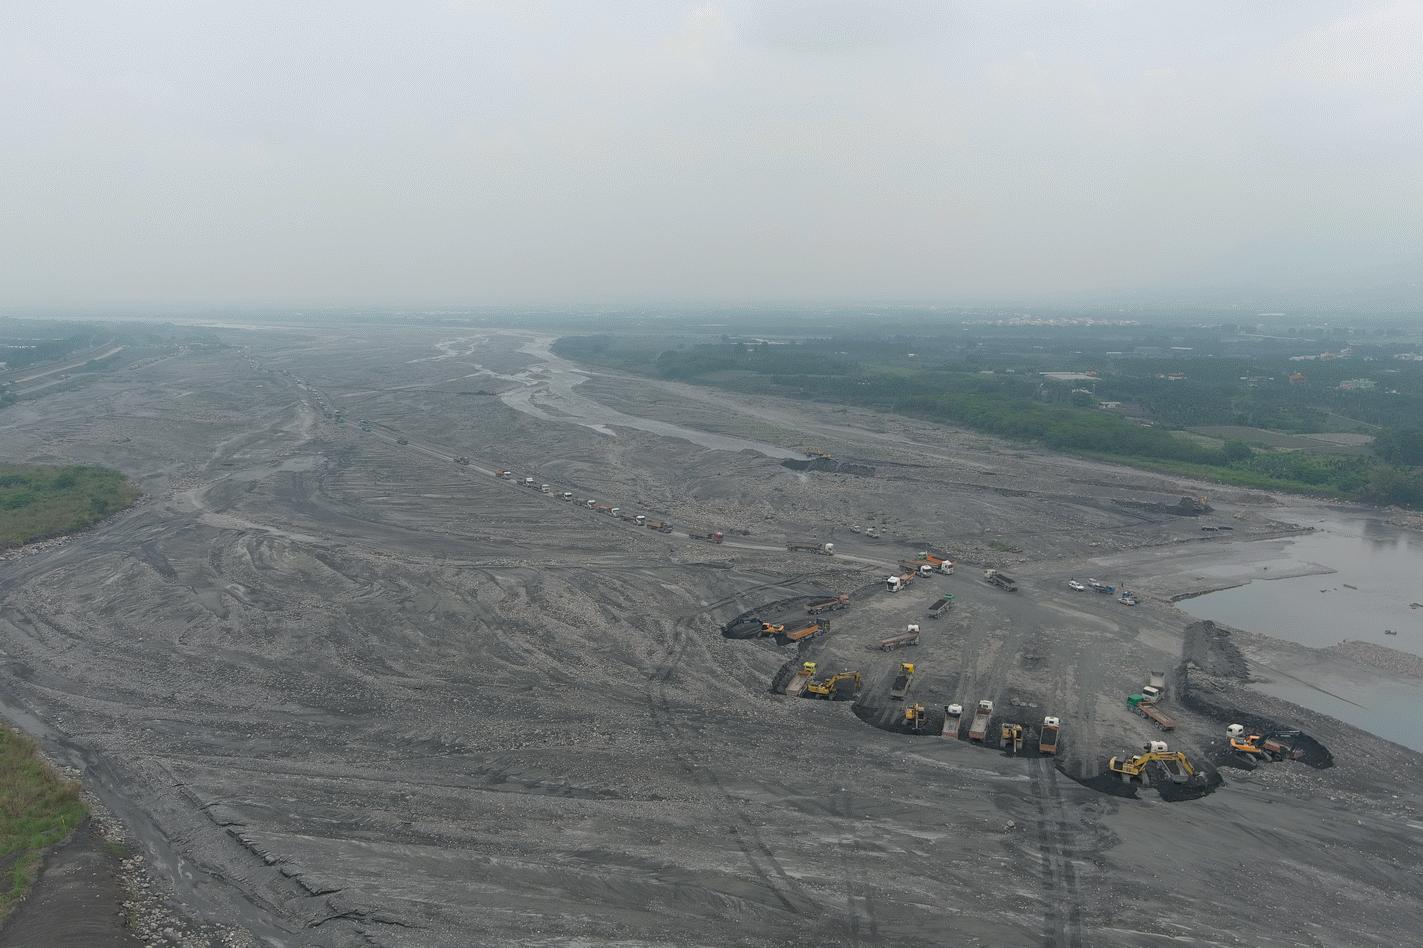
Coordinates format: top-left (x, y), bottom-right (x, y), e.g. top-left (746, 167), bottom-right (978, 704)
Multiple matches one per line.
top-left (806, 671), bottom-right (860, 700)
top-left (1108, 741), bottom-right (1196, 783)
top-left (904, 703), bottom-right (926, 732)
top-left (1228, 725), bottom-right (1303, 761)
top-left (1001, 723), bottom-right (1024, 754)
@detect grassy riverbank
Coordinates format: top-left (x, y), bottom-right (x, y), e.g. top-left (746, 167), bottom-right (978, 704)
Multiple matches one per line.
top-left (0, 463), bottom-right (141, 548)
top-left (0, 728), bottom-right (88, 921)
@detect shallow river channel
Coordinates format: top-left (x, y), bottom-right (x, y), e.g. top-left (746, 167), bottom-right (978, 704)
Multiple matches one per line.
top-left (1178, 508), bottom-right (1423, 751)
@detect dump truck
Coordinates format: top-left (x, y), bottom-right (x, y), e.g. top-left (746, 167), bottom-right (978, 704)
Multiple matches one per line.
top-left (889, 663), bottom-right (916, 700)
top-left (592, 504), bottom-right (615, 516)
top-left (886, 569), bottom-right (917, 593)
top-left (539, 484), bottom-right (552, 494)
top-left (560, 491), bottom-right (573, 501)
top-left (788, 540), bottom-right (835, 555)
top-left (984, 569), bottom-right (1017, 591)
top-left (1141, 671), bottom-right (1167, 704)
top-left (522, 476), bottom-right (537, 488)
top-left (618, 512), bottom-right (643, 525)
top-left (968, 699), bottom-right (995, 742)
top-left (1109, 741), bottom-right (1195, 783)
top-left (878, 626), bottom-right (920, 650)
top-left (916, 551), bottom-right (949, 565)
top-left (1126, 694), bottom-right (1178, 731)
top-left (491, 466), bottom-right (509, 476)
top-left (806, 594), bottom-right (850, 615)
top-left (927, 594), bottom-right (955, 619)
top-left (1039, 716), bottom-right (1060, 755)
top-left (784, 662), bottom-right (817, 697)
top-left (644, 520), bottom-right (674, 533)
top-left (784, 619), bottom-right (829, 643)
top-left (899, 561), bottom-right (936, 577)
top-left (688, 528), bottom-right (723, 543)
top-left (806, 670), bottom-right (860, 700)
top-left (942, 704), bottom-right (963, 737)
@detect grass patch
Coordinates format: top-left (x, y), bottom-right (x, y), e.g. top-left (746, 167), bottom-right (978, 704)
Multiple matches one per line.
top-left (0, 727), bottom-right (88, 921)
top-left (1186, 425), bottom-right (1370, 455)
top-left (0, 463), bottom-right (141, 548)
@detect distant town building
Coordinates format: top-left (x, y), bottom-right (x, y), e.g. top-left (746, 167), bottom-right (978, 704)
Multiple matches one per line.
top-left (1289, 373), bottom-right (1307, 385)
top-left (1098, 401), bottom-right (1122, 409)
top-left (1339, 379), bottom-right (1376, 390)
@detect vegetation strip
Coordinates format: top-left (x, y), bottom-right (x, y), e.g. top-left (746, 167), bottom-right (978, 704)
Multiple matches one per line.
top-left (0, 727), bottom-right (88, 921)
top-left (0, 463), bottom-right (141, 549)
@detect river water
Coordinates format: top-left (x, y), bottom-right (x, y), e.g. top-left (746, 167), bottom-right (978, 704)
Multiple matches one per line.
top-left (1178, 507), bottom-right (1423, 751)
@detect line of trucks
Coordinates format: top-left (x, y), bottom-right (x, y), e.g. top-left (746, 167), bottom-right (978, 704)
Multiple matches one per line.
top-left (484, 467), bottom-right (721, 541)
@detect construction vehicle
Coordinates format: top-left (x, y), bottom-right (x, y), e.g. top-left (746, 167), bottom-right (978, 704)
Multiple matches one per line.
top-left (397, 438), bottom-right (409, 445)
top-left (492, 466), bottom-right (509, 476)
top-left (644, 520), bottom-right (674, 533)
top-left (593, 504), bottom-right (615, 516)
top-left (787, 540), bottom-right (835, 555)
top-left (618, 511), bottom-right (643, 525)
top-left (540, 484), bottom-right (552, 494)
top-left (455, 456), bottom-right (471, 465)
top-left (687, 528), bottom-right (723, 544)
top-left (806, 594), bottom-right (850, 615)
top-left (759, 621), bottom-right (785, 636)
top-left (878, 626), bottom-right (920, 650)
top-left (1039, 716), bottom-right (1060, 755)
top-left (1126, 694), bottom-right (1178, 731)
top-left (560, 492), bottom-right (574, 501)
top-left (905, 703), bottom-right (927, 732)
top-left (522, 476), bottom-right (537, 488)
top-left (865, 526), bottom-right (879, 538)
top-left (890, 663), bottom-right (916, 700)
top-left (886, 569), bottom-right (917, 593)
top-left (807, 670), bottom-right (861, 700)
top-left (927, 594), bottom-right (954, 619)
top-left (984, 569), bottom-right (1017, 591)
top-left (784, 662), bottom-right (817, 696)
top-left (942, 704), bottom-right (963, 737)
top-left (785, 657), bottom-right (819, 694)
top-left (363, 425), bottom-right (372, 431)
top-left (1141, 671), bottom-right (1168, 704)
top-left (968, 700), bottom-right (995, 742)
top-left (899, 561), bottom-right (936, 578)
top-left (1227, 725), bottom-right (1304, 761)
top-left (784, 619), bottom-right (829, 643)
top-left (1001, 723), bottom-right (1024, 754)
top-left (1108, 741), bottom-right (1196, 783)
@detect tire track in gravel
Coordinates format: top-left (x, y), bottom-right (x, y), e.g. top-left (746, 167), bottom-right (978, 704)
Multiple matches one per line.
top-left (829, 788), bottom-right (880, 946)
top-left (646, 613), bottom-right (820, 920)
top-left (1028, 759), bottom-right (1085, 948)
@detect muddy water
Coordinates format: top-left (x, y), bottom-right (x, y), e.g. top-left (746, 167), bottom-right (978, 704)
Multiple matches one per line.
top-left (1179, 508), bottom-right (1423, 751)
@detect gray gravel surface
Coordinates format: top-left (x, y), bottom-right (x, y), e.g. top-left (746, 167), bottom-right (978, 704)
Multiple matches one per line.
top-left (1, 325), bottom-right (1421, 947)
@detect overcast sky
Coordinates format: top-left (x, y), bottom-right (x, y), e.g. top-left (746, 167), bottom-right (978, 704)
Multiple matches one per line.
top-left (3, 1), bottom-right (1420, 306)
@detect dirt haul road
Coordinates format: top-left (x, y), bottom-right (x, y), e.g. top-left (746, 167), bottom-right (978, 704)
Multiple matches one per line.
top-left (2, 324), bottom-right (1421, 948)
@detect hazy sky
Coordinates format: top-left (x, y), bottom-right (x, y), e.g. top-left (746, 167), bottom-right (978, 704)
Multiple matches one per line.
top-left (3, 1), bottom-right (1420, 306)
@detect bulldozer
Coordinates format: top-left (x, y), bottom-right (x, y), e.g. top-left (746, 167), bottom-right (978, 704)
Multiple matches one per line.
top-left (1108, 741), bottom-right (1196, 784)
top-left (1227, 725), bottom-right (1304, 762)
top-left (904, 703), bottom-right (927, 732)
top-left (806, 671), bottom-right (860, 700)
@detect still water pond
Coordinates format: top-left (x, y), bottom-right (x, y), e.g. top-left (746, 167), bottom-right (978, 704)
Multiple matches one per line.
top-left (1178, 508), bottom-right (1423, 752)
